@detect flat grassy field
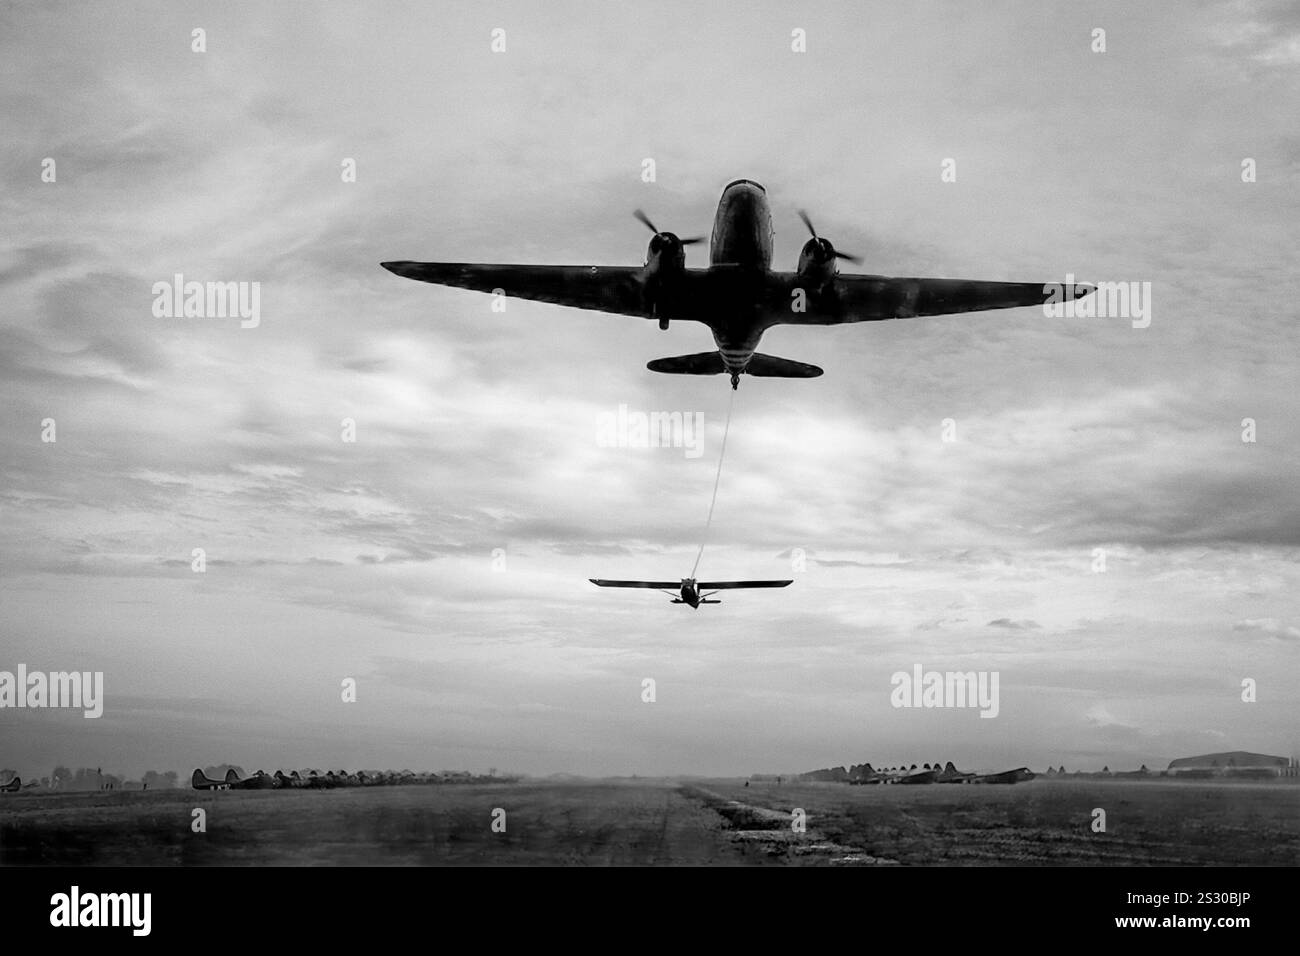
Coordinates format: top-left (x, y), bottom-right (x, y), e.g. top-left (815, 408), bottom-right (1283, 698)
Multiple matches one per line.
top-left (693, 778), bottom-right (1300, 865)
top-left (2, 778), bottom-right (1296, 865)
top-left (0, 780), bottom-right (739, 866)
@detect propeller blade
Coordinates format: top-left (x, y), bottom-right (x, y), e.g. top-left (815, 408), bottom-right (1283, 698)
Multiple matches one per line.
top-left (797, 209), bottom-right (817, 239)
top-left (680, 236), bottom-right (704, 245)
top-left (633, 209), bottom-right (658, 234)
top-left (834, 250), bottom-right (862, 264)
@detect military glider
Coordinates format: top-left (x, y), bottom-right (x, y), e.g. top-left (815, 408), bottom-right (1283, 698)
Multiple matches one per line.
top-left (589, 576), bottom-right (791, 609)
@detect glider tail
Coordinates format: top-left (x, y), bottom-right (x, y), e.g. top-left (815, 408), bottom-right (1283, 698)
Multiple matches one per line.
top-left (647, 352), bottom-right (822, 379)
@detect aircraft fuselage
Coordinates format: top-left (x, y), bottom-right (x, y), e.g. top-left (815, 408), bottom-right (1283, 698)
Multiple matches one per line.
top-left (709, 179), bottom-right (773, 272)
top-left (677, 578), bottom-right (701, 609)
top-left (704, 180), bottom-right (776, 377)
top-left (671, 578), bottom-right (720, 608)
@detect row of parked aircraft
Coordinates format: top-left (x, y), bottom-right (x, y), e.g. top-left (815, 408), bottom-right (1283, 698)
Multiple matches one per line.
top-left (193, 769), bottom-right (325, 790)
top-left (190, 768), bottom-right (496, 790)
top-left (848, 762), bottom-right (1036, 785)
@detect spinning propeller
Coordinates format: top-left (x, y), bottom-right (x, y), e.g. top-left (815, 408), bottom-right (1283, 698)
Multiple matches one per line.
top-left (797, 210), bottom-right (861, 265)
top-left (634, 209), bottom-right (703, 253)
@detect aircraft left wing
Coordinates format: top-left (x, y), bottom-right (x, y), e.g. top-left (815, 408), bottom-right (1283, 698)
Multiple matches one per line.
top-left (769, 273), bottom-right (1094, 324)
top-left (696, 580), bottom-right (794, 590)
top-left (590, 579), bottom-right (681, 589)
top-left (383, 261), bottom-right (686, 320)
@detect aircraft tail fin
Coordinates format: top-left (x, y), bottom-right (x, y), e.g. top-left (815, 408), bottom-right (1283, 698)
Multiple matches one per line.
top-left (647, 352), bottom-right (726, 375)
top-left (745, 353), bottom-right (824, 378)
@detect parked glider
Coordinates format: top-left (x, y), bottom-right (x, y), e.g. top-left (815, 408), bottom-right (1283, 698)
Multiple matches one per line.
top-left (971, 767), bottom-right (1036, 784)
top-left (190, 768), bottom-right (229, 790)
top-left (935, 760), bottom-right (978, 783)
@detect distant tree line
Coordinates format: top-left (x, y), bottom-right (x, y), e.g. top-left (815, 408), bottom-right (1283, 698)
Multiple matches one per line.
top-left (36, 767), bottom-right (183, 791)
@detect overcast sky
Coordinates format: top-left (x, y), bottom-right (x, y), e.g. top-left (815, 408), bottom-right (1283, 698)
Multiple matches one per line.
top-left (2, 0), bottom-right (1298, 779)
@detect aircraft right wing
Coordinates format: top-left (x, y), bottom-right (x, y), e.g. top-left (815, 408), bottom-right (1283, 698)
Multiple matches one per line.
top-left (696, 580), bottom-right (793, 590)
top-left (589, 579), bottom-right (681, 589)
top-left (770, 273), bottom-right (1094, 324)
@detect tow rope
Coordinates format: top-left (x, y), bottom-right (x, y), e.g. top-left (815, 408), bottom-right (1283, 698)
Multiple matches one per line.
top-left (690, 387), bottom-right (736, 579)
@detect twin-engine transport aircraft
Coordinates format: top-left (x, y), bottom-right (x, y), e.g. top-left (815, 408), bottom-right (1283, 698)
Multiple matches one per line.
top-left (382, 179), bottom-right (1095, 389)
top-left (589, 576), bottom-right (792, 609)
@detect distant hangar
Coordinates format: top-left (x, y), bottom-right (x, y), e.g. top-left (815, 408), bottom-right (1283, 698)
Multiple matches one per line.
top-left (1167, 751), bottom-right (1295, 778)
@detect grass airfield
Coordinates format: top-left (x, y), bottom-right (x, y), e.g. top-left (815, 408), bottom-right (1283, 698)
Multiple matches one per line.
top-left (2, 778), bottom-right (1296, 866)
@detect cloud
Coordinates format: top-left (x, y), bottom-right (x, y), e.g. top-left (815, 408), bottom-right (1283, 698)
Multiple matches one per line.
top-left (1084, 705), bottom-right (1132, 729)
top-left (1232, 618), bottom-right (1300, 641)
top-left (2, 0), bottom-right (1298, 778)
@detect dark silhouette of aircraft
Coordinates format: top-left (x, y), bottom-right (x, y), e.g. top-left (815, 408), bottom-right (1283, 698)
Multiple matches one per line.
top-left (190, 768), bottom-right (229, 790)
top-left (383, 179), bottom-right (1095, 389)
top-left (970, 766), bottom-right (1036, 784)
top-left (935, 760), bottom-right (978, 783)
top-left (848, 763), bottom-right (887, 785)
top-left (230, 770), bottom-right (276, 790)
top-left (589, 576), bottom-right (791, 608)
top-left (895, 766), bottom-right (939, 785)
top-left (274, 769), bottom-right (304, 788)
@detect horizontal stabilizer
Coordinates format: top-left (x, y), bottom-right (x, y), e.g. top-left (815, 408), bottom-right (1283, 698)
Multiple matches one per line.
top-left (647, 352), bottom-right (823, 378)
top-left (697, 580), bottom-right (793, 590)
top-left (646, 352), bottom-right (726, 375)
top-left (744, 354), bottom-right (823, 378)
top-left (590, 579), bottom-right (680, 589)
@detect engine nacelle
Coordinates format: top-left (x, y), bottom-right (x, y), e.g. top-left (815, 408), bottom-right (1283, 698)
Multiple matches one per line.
top-left (797, 237), bottom-right (838, 290)
top-left (644, 232), bottom-right (688, 274)
top-left (794, 211), bottom-right (859, 291)
top-left (644, 233), bottom-right (689, 328)
top-left (633, 210), bottom-right (701, 328)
